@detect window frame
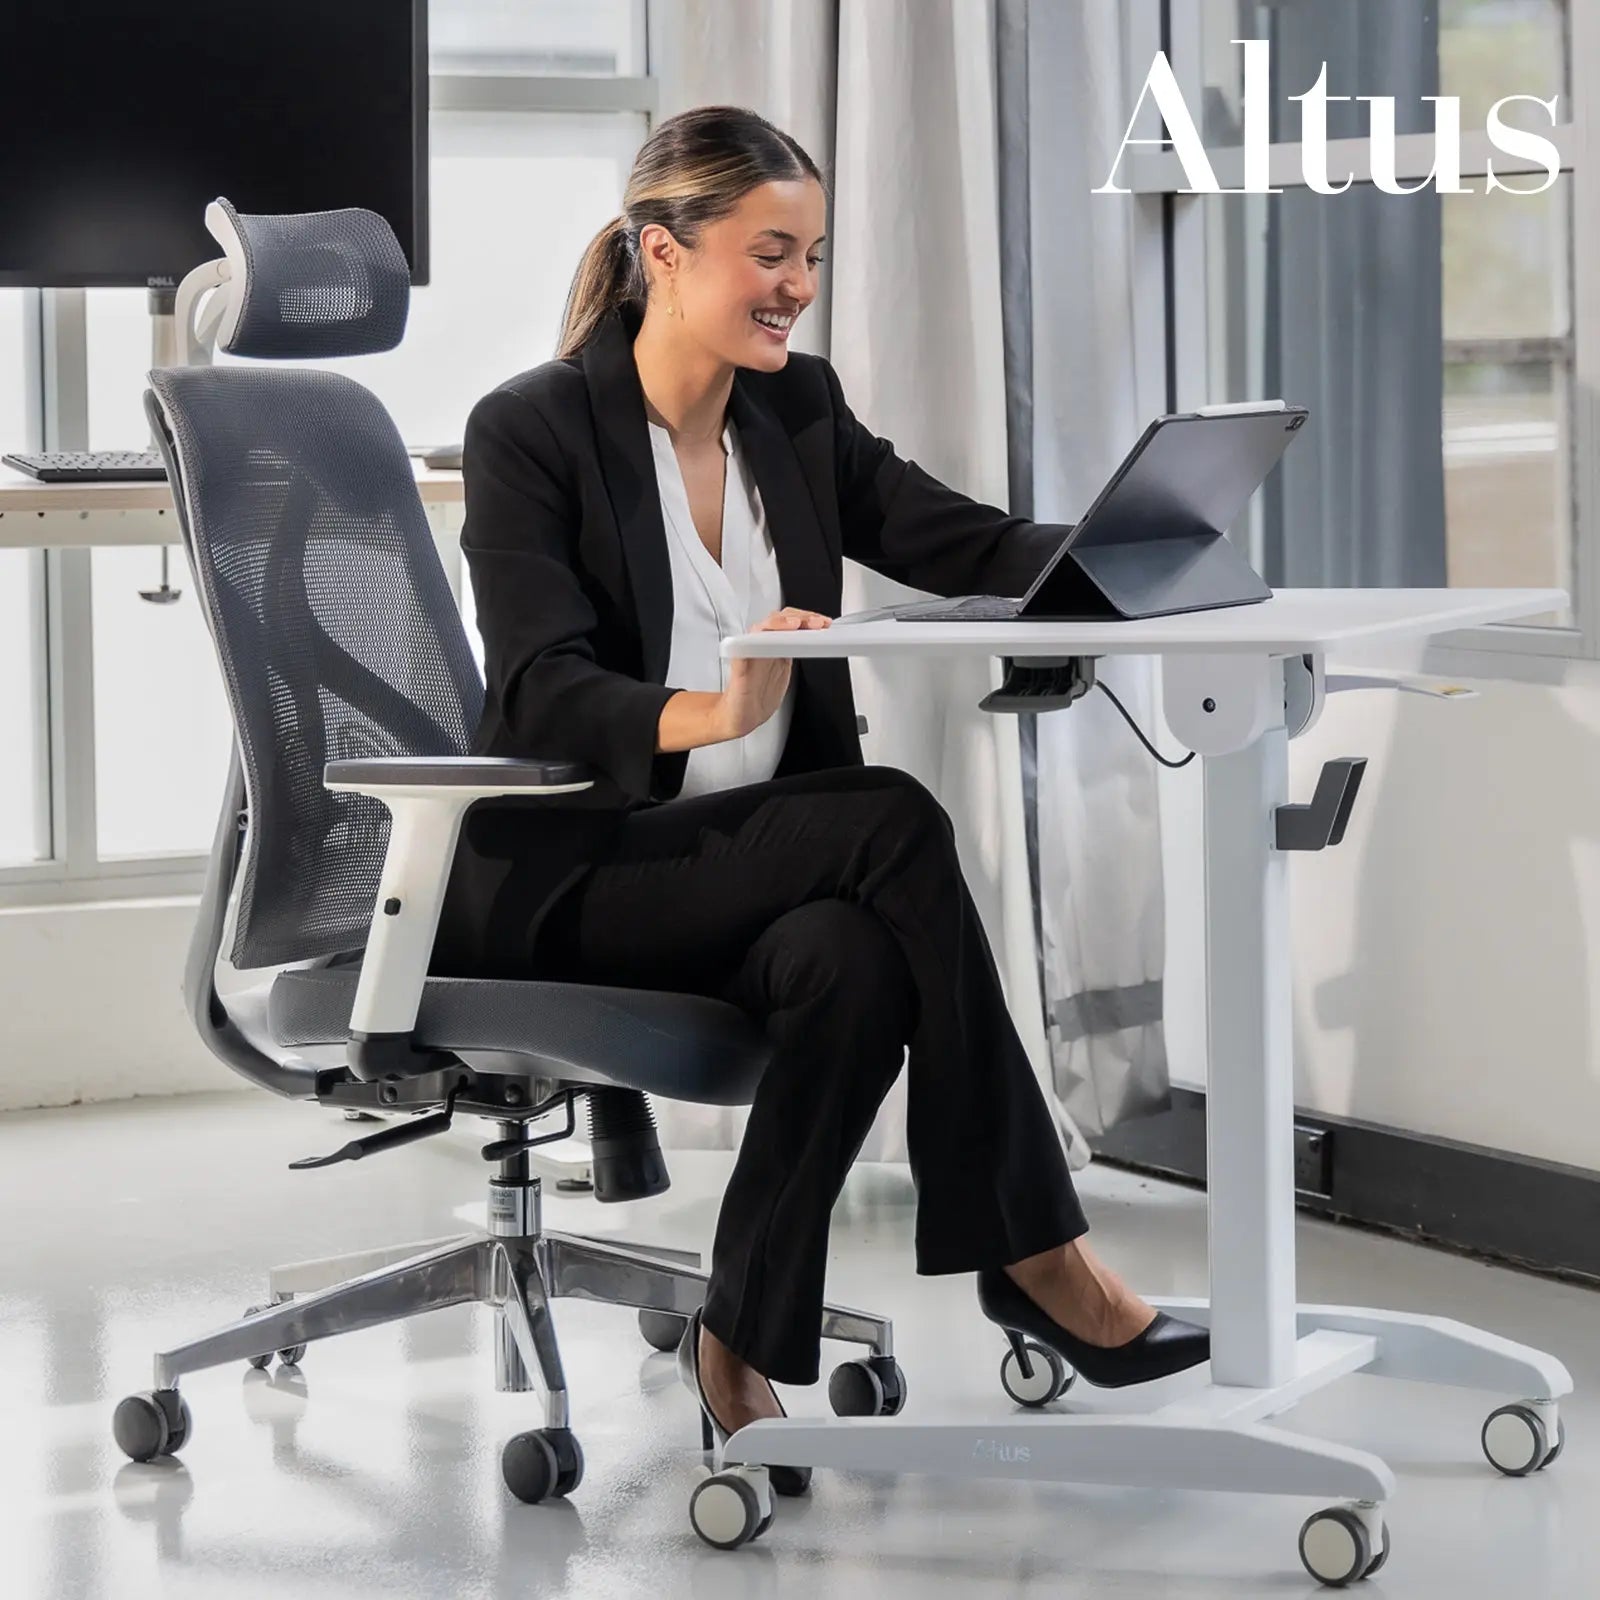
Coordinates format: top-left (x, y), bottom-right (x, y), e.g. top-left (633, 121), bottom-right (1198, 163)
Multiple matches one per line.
top-left (0, 4), bottom-right (660, 906)
top-left (1127, 0), bottom-right (1596, 683)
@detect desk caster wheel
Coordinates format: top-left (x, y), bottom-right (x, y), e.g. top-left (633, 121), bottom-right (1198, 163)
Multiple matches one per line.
top-left (999, 1334), bottom-right (1072, 1408)
top-left (502, 1427), bottom-right (584, 1503)
top-left (1299, 1505), bottom-right (1384, 1587)
top-left (690, 1467), bottom-right (773, 1550)
top-left (829, 1355), bottom-right (906, 1417)
top-left (1483, 1402), bottom-right (1558, 1476)
top-left (639, 1308), bottom-right (689, 1353)
top-left (113, 1389), bottom-right (193, 1463)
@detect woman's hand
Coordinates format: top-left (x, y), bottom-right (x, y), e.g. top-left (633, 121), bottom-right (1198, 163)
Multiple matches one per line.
top-left (715, 607), bottom-right (832, 740)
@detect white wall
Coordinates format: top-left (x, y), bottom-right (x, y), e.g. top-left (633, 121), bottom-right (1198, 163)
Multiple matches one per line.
top-left (1160, 660), bottom-right (1600, 1175)
top-left (0, 901), bottom-right (231, 1112)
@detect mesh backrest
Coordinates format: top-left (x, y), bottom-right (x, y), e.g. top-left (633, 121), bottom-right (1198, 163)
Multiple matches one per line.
top-left (147, 364), bottom-right (483, 969)
top-left (219, 198), bottom-right (410, 359)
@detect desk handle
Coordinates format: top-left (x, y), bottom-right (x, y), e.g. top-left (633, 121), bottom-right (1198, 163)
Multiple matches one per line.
top-left (1275, 757), bottom-right (1368, 852)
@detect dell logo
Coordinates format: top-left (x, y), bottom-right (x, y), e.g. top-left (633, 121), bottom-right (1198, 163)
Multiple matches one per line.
top-left (972, 1438), bottom-right (1032, 1465)
top-left (147, 275), bottom-right (178, 288)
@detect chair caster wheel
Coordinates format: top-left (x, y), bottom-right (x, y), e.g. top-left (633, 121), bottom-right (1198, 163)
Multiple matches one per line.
top-left (502, 1427), bottom-right (584, 1503)
top-left (243, 1304), bottom-right (273, 1370)
top-left (828, 1355), bottom-right (907, 1417)
top-left (689, 1466), bottom-right (773, 1549)
top-left (999, 1334), bottom-right (1073, 1408)
top-left (638, 1308), bottom-right (689, 1353)
top-left (1299, 1504), bottom-right (1386, 1587)
top-left (113, 1390), bottom-right (193, 1462)
top-left (242, 1298), bottom-right (304, 1368)
top-left (1483, 1402), bottom-right (1560, 1476)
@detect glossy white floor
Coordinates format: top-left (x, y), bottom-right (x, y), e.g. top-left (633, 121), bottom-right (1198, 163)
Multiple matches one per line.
top-left (6, 1091), bottom-right (1594, 1598)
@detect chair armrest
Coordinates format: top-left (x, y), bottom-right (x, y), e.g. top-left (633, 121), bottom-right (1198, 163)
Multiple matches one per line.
top-left (325, 754), bottom-right (592, 796)
top-left (323, 756), bottom-right (594, 1074)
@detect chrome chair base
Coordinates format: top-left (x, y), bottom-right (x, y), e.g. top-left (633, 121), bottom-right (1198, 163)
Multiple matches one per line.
top-left (136, 1128), bottom-right (895, 1449)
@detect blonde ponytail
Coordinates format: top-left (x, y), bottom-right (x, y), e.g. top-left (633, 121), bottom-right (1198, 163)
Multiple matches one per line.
top-left (556, 215), bottom-right (642, 359)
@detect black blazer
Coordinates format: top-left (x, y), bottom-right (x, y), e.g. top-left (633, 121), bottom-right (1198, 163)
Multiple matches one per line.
top-left (431, 304), bottom-right (1071, 978)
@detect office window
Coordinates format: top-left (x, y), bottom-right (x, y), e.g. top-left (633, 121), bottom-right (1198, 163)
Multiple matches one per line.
top-left (0, 288), bottom-right (27, 447)
top-left (0, 550), bottom-right (48, 867)
top-left (431, 0), bottom-right (647, 76)
top-left (1183, 0), bottom-right (1580, 644)
top-left (1203, 178), bottom-right (1573, 627)
top-left (91, 545), bottom-right (233, 859)
top-left (0, 292), bottom-right (48, 867)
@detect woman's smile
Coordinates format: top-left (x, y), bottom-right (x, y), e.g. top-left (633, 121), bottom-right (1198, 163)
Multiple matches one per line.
top-left (751, 308), bottom-right (795, 341)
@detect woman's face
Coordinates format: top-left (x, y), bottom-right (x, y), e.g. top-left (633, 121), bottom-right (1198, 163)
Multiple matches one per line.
top-left (647, 178), bottom-right (828, 371)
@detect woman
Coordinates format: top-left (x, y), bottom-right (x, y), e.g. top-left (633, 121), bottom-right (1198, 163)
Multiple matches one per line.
top-left (433, 105), bottom-right (1208, 1489)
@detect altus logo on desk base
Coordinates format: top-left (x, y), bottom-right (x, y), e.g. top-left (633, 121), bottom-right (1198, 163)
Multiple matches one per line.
top-left (972, 1438), bottom-right (1033, 1466)
top-left (1097, 39), bottom-right (1561, 197)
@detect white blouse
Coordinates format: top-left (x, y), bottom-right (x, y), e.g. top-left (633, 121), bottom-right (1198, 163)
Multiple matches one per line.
top-left (648, 415), bottom-right (793, 799)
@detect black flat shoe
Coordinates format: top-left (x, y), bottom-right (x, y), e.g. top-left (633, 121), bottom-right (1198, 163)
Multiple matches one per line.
top-left (676, 1308), bottom-right (811, 1497)
top-left (976, 1266), bottom-right (1210, 1390)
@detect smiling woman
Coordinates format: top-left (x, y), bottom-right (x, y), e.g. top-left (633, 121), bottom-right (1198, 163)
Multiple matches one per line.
top-left (440, 102), bottom-right (1209, 1495)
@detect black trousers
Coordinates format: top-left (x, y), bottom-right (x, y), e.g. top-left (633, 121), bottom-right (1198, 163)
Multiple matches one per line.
top-left (534, 764), bottom-right (1088, 1385)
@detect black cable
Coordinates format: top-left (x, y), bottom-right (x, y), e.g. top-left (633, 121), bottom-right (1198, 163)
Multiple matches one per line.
top-left (1095, 680), bottom-right (1196, 769)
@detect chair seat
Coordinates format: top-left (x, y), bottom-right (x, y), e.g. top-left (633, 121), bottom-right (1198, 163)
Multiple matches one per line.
top-left (268, 968), bottom-right (770, 1106)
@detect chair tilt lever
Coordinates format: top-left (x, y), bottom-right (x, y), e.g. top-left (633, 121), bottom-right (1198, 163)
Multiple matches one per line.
top-left (290, 1088), bottom-right (460, 1170)
top-left (1274, 757), bottom-right (1368, 853)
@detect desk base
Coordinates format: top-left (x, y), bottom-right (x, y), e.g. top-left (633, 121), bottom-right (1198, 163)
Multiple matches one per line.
top-left (715, 1299), bottom-right (1570, 1583)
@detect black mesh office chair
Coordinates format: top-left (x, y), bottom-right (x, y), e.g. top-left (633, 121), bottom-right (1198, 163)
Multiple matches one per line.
top-left (111, 201), bottom-right (903, 1520)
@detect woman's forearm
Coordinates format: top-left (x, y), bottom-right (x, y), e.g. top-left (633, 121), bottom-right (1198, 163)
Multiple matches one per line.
top-left (656, 689), bottom-right (730, 753)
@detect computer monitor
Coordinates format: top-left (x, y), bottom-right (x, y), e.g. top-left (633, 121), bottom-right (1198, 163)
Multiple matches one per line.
top-left (0, 0), bottom-right (429, 289)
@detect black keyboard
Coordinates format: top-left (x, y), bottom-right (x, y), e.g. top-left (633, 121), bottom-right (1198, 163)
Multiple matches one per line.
top-left (890, 594), bottom-right (1023, 622)
top-left (2, 450), bottom-right (167, 482)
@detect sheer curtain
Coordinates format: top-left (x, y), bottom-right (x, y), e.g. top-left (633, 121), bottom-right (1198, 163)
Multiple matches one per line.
top-left (1006, 0), bottom-right (1175, 1136)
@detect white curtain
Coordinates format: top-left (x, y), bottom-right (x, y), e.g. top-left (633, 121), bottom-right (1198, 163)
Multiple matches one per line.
top-left (1024, 0), bottom-right (1172, 1135)
top-left (647, 0), bottom-right (1089, 1167)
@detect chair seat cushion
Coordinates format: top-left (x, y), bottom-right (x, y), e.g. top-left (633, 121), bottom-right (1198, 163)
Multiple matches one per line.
top-left (268, 968), bottom-right (770, 1107)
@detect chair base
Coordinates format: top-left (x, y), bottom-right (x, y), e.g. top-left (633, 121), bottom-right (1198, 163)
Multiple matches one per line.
top-left (134, 1125), bottom-right (895, 1448)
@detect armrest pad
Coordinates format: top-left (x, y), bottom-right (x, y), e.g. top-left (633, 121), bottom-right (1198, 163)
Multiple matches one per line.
top-left (325, 755), bottom-right (592, 791)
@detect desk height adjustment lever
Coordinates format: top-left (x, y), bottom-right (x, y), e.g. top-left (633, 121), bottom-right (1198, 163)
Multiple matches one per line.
top-left (1274, 757), bottom-right (1368, 852)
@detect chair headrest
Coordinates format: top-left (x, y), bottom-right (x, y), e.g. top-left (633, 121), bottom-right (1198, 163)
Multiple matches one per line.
top-left (208, 196), bottom-right (411, 360)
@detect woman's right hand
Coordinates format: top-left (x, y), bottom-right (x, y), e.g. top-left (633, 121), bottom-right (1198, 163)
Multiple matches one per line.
top-left (715, 607), bottom-right (832, 739)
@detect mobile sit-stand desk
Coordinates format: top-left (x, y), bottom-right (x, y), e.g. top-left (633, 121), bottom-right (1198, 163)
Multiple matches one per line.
top-left (699, 588), bottom-right (1573, 1587)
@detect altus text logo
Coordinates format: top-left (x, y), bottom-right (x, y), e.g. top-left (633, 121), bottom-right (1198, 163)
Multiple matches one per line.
top-left (972, 1438), bottom-right (1033, 1465)
top-left (1097, 39), bottom-right (1560, 197)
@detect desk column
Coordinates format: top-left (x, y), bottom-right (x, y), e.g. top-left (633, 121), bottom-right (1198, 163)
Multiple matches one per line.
top-left (1202, 721), bottom-right (1299, 1389)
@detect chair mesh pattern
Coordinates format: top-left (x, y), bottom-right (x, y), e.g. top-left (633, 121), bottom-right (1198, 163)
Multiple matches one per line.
top-left (220, 198), bottom-right (410, 359)
top-left (148, 364), bottom-right (483, 969)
